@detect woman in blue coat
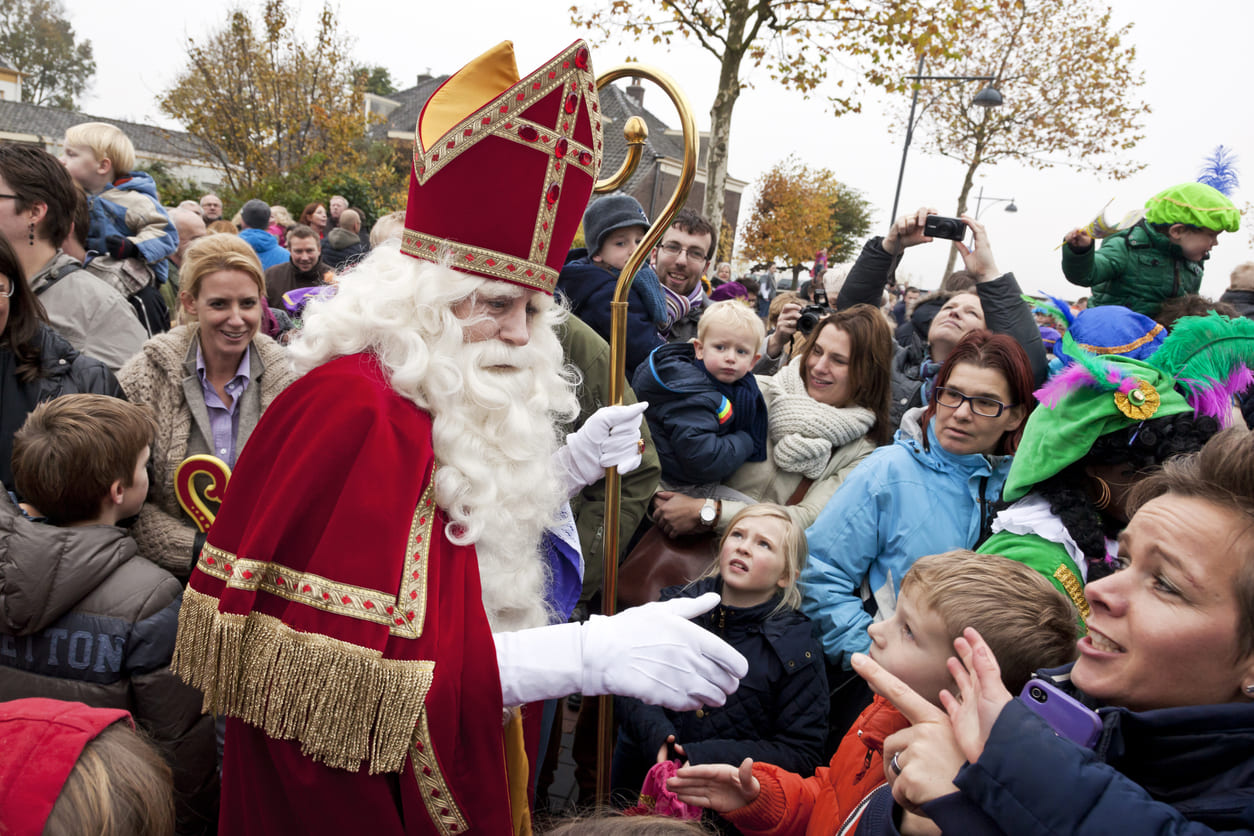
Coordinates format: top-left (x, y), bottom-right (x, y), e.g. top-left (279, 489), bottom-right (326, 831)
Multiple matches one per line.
top-left (801, 330), bottom-right (1036, 670)
top-left (857, 426), bottom-right (1254, 836)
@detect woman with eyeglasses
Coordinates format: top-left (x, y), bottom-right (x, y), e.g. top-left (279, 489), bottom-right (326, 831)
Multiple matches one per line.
top-left (0, 235), bottom-right (122, 492)
top-left (800, 330), bottom-right (1034, 730)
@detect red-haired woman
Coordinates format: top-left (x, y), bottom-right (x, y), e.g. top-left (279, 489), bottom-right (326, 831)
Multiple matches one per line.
top-left (299, 202), bottom-right (327, 239)
top-left (801, 330), bottom-right (1036, 672)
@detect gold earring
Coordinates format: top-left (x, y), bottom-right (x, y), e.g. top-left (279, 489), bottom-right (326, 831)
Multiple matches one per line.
top-left (1093, 476), bottom-right (1111, 511)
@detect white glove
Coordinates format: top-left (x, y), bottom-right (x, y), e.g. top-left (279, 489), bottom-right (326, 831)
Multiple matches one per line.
top-left (494, 592), bottom-right (748, 710)
top-left (553, 401), bottom-right (649, 497)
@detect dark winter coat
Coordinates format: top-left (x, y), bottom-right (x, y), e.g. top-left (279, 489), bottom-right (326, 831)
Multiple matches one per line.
top-left (0, 499), bottom-right (218, 833)
top-left (837, 236), bottom-right (1047, 430)
top-left (557, 250), bottom-right (665, 380)
top-left (1219, 288), bottom-right (1254, 319)
top-left (1062, 220), bottom-right (1205, 316)
top-left (632, 341), bottom-right (766, 485)
top-left (855, 664), bottom-right (1254, 836)
top-left (320, 227), bottom-right (369, 271)
top-left (0, 326), bottom-right (122, 491)
top-left (613, 576), bottom-right (828, 794)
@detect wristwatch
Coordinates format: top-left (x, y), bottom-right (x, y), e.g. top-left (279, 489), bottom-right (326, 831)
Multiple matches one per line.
top-left (699, 498), bottom-right (720, 528)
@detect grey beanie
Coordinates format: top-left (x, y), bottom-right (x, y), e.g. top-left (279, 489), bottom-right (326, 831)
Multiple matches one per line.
top-left (240, 199), bottom-right (271, 230)
top-left (582, 194), bottom-right (649, 255)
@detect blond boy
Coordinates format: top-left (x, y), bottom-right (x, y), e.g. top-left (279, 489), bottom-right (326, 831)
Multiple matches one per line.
top-left (668, 550), bottom-right (1079, 835)
top-left (60, 122), bottom-right (177, 297)
top-left (632, 299), bottom-right (768, 488)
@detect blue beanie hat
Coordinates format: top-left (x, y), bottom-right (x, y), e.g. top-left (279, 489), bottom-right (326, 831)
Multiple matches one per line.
top-left (1053, 305), bottom-right (1166, 366)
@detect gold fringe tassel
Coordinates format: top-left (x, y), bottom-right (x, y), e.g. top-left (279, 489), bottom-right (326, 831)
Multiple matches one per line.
top-left (173, 586), bottom-right (434, 774)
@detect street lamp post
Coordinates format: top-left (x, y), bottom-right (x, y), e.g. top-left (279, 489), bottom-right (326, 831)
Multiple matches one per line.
top-left (973, 185), bottom-right (1018, 219)
top-left (889, 58), bottom-right (1003, 224)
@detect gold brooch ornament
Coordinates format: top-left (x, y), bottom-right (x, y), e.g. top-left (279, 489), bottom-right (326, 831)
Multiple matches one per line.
top-left (1113, 379), bottom-right (1160, 420)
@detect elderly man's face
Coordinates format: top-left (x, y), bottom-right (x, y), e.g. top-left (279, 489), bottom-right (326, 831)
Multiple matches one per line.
top-left (329, 197), bottom-right (348, 219)
top-left (290, 235), bottom-right (321, 273)
top-left (200, 195), bottom-right (222, 221)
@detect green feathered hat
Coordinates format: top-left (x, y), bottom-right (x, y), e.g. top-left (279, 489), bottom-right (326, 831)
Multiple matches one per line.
top-left (1003, 313), bottom-right (1254, 502)
top-left (1143, 182), bottom-right (1240, 232)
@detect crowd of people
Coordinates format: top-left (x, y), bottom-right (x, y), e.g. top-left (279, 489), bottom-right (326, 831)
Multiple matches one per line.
top-left (0, 37), bottom-right (1252, 836)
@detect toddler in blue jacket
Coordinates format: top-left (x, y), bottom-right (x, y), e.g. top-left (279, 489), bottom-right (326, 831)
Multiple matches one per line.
top-left (633, 299), bottom-right (767, 488)
top-left (60, 122), bottom-right (177, 287)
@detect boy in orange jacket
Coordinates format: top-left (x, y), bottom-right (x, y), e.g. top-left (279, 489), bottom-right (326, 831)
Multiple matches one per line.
top-left (668, 551), bottom-right (1078, 835)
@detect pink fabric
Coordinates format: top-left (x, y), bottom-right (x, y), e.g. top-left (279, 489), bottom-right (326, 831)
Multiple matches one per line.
top-left (622, 759), bottom-right (703, 820)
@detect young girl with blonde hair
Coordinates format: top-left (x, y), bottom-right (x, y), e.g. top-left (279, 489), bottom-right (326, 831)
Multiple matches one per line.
top-left (613, 504), bottom-right (828, 811)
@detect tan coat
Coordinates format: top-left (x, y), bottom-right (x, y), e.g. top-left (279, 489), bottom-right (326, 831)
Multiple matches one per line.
top-left (117, 325), bottom-right (299, 577)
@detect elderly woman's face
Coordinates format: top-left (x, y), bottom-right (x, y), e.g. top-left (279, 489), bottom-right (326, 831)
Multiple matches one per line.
top-left (1073, 493), bottom-right (1254, 711)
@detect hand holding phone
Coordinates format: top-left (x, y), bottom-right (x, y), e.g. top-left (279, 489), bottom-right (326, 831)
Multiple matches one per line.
top-left (1019, 678), bottom-right (1101, 748)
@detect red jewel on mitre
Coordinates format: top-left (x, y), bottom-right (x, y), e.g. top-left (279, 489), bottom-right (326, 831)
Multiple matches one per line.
top-left (401, 40), bottom-right (603, 295)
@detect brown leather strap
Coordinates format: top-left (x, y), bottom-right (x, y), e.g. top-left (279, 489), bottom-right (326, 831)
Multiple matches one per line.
top-left (784, 477), bottom-right (814, 507)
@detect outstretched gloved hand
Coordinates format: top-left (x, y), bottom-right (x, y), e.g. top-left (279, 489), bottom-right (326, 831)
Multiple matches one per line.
top-left (582, 592), bottom-right (747, 710)
top-left (495, 592), bottom-right (748, 710)
top-left (553, 401), bottom-right (648, 497)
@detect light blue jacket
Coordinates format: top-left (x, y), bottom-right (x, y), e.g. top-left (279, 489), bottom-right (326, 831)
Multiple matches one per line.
top-left (239, 228), bottom-right (290, 271)
top-left (801, 409), bottom-right (1012, 668)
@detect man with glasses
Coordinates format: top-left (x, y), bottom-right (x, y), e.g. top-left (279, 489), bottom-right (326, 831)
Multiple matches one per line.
top-left (656, 208), bottom-right (715, 343)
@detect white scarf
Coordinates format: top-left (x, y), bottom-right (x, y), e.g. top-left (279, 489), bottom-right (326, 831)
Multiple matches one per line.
top-left (768, 359), bottom-right (876, 479)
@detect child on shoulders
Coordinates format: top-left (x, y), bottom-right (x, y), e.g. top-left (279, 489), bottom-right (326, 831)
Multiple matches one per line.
top-left (667, 550), bottom-right (1079, 836)
top-left (557, 194), bottom-right (668, 378)
top-left (633, 299), bottom-right (768, 489)
top-left (1062, 182), bottom-right (1239, 317)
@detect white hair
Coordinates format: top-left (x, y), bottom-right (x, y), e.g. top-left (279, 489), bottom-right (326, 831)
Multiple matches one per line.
top-left (290, 243), bottom-right (580, 632)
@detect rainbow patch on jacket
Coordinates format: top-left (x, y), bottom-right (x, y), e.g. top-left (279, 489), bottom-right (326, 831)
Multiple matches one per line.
top-left (716, 397), bottom-right (733, 425)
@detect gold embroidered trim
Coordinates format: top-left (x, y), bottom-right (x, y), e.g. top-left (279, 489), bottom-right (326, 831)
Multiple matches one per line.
top-left (412, 45), bottom-right (598, 184)
top-left (1053, 565), bottom-right (1091, 621)
top-left (193, 482), bottom-right (438, 638)
top-left (172, 586), bottom-right (435, 774)
top-left (401, 230), bottom-right (557, 294)
top-left (1075, 323), bottom-right (1165, 356)
top-left (411, 711), bottom-right (469, 834)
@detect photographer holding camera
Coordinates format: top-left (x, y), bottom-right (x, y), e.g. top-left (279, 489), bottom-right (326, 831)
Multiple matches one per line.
top-left (835, 208), bottom-right (1048, 429)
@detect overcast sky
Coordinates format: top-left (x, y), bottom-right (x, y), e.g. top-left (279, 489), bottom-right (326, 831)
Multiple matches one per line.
top-left (61, 0), bottom-right (1254, 300)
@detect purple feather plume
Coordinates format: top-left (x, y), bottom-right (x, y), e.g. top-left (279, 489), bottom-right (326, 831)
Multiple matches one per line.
top-left (1178, 364), bottom-right (1254, 426)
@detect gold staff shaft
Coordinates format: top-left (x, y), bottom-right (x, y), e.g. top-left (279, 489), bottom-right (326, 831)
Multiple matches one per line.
top-left (592, 63), bottom-right (698, 804)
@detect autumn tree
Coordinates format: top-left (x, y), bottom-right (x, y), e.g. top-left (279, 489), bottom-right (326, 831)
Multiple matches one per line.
top-left (906, 0), bottom-right (1149, 276)
top-left (741, 157), bottom-right (866, 283)
top-left (572, 0), bottom-right (971, 256)
top-left (0, 0), bottom-right (95, 109)
top-left (161, 0), bottom-right (381, 197)
top-left (827, 182), bottom-right (873, 264)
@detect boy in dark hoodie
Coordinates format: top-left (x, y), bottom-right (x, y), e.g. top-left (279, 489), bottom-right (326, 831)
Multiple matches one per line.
top-left (557, 194), bottom-right (668, 379)
top-left (633, 299), bottom-right (768, 489)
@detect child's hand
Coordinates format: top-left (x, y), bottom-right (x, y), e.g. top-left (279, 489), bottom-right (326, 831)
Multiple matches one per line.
top-left (655, 734), bottom-right (686, 764)
top-left (1063, 228), bottom-right (1094, 251)
top-left (106, 235), bottom-right (139, 261)
top-left (667, 758), bottom-right (759, 813)
top-left (939, 628), bottom-right (1014, 764)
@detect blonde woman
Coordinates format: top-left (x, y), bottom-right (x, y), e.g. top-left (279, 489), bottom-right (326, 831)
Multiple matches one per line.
top-left (118, 234), bottom-right (299, 577)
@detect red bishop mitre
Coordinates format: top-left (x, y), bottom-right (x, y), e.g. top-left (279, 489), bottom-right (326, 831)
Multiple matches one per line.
top-left (401, 40), bottom-right (604, 295)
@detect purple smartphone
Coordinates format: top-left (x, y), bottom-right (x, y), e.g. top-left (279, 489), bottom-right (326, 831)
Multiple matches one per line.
top-left (1018, 678), bottom-right (1102, 748)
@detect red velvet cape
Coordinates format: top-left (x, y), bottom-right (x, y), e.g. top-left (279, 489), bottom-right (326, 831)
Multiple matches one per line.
top-left (174, 353), bottom-right (513, 834)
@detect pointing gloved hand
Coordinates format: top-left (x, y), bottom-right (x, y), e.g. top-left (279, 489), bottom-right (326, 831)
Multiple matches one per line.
top-left (553, 401), bottom-right (649, 497)
top-left (495, 592), bottom-right (748, 710)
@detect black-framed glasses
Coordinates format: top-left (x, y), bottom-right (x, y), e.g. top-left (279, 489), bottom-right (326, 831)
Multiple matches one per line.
top-left (658, 242), bottom-right (708, 263)
top-left (0, 194), bottom-right (20, 201)
top-left (933, 386), bottom-right (1015, 418)
top-left (0, 278), bottom-right (13, 298)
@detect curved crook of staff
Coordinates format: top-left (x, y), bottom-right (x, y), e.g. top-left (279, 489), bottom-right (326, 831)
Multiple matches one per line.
top-left (593, 63), bottom-right (698, 804)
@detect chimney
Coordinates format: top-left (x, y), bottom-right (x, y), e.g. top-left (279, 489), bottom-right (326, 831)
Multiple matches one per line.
top-left (626, 77), bottom-right (645, 108)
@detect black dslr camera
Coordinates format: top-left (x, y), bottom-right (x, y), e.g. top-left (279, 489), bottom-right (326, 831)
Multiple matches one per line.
top-left (796, 282), bottom-right (832, 336)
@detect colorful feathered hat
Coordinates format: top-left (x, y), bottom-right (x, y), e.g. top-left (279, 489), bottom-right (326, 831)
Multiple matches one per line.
top-left (1003, 312), bottom-right (1254, 502)
top-left (1052, 305), bottom-right (1166, 366)
top-left (400, 41), bottom-right (603, 295)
